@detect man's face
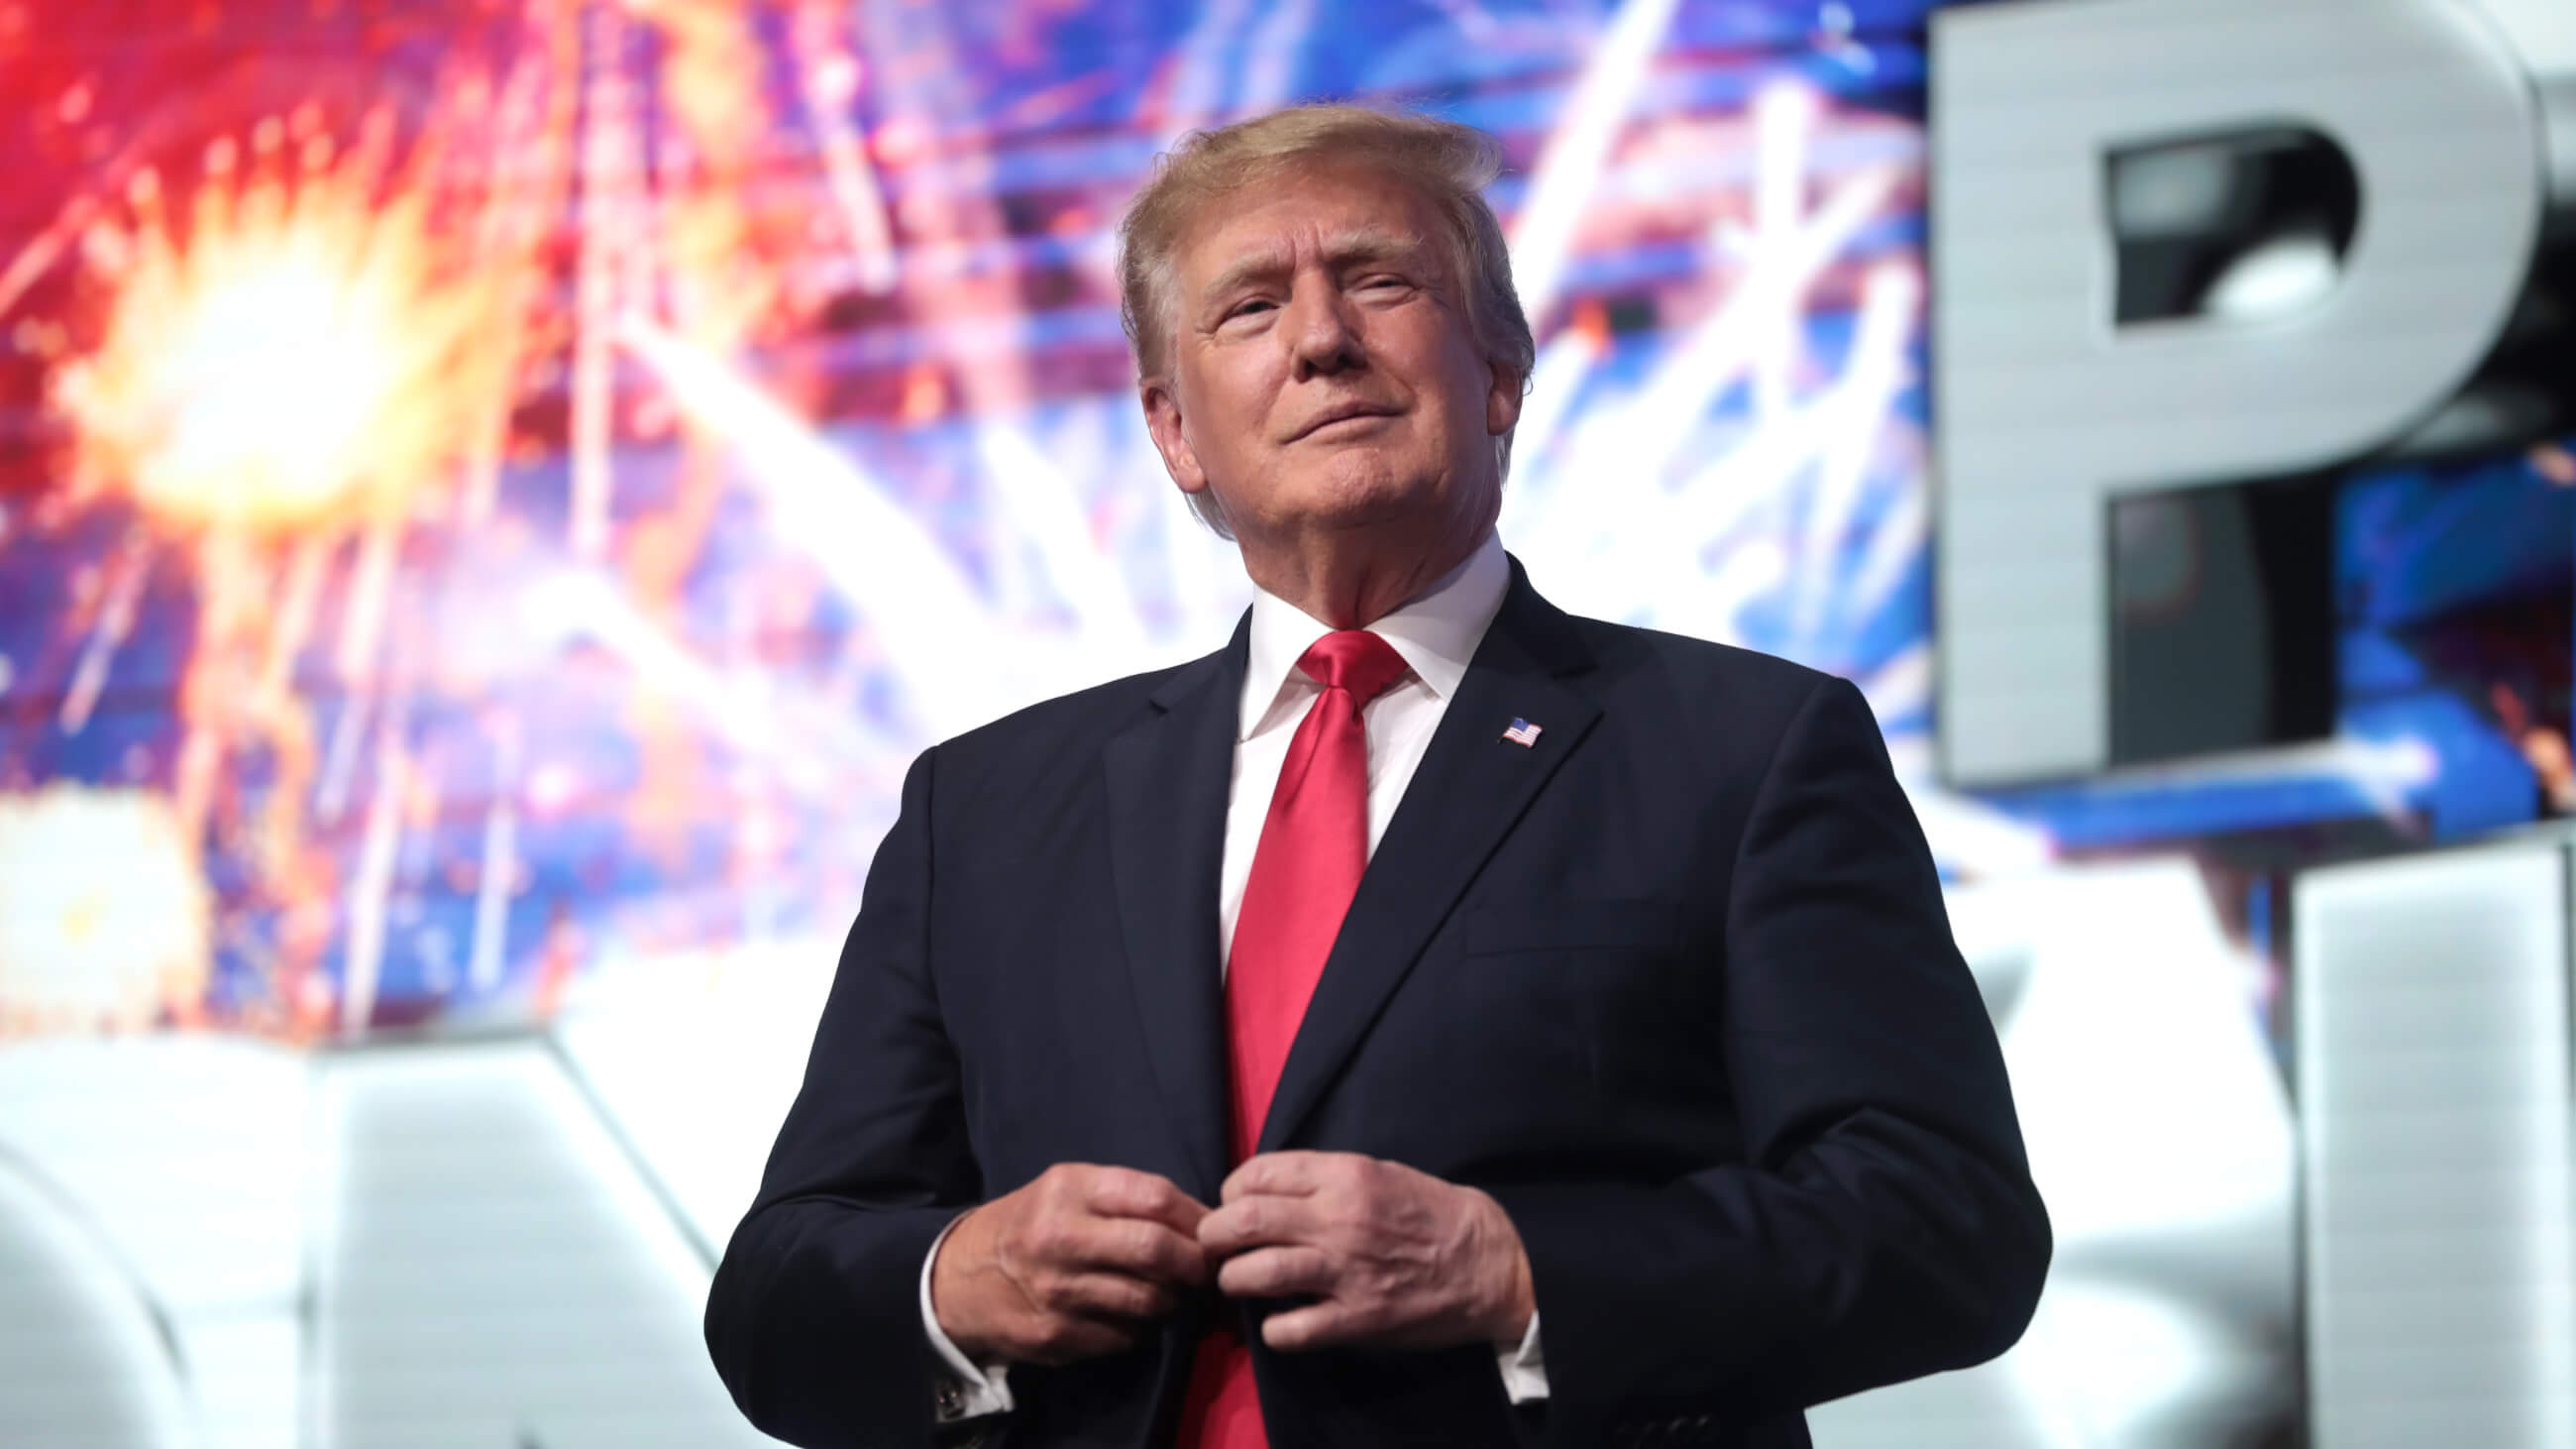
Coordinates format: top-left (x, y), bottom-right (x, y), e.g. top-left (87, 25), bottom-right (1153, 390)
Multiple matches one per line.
top-left (1141, 162), bottom-right (1521, 549)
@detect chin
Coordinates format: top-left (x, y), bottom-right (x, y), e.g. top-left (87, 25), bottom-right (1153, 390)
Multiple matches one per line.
top-left (1294, 453), bottom-right (1443, 527)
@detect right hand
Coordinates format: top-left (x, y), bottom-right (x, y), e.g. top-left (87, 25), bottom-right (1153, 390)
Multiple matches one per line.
top-left (930, 1164), bottom-right (1212, 1367)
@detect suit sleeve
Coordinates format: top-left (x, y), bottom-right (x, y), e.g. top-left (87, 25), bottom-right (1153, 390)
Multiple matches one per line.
top-left (1487, 674), bottom-right (2050, 1438)
top-left (704, 747), bottom-right (983, 1448)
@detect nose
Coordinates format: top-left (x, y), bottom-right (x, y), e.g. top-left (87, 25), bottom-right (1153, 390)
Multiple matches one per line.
top-left (1284, 282), bottom-right (1364, 381)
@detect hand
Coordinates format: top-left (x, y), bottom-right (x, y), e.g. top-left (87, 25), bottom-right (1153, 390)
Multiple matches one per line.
top-left (1197, 1151), bottom-right (1535, 1354)
top-left (930, 1164), bottom-right (1212, 1367)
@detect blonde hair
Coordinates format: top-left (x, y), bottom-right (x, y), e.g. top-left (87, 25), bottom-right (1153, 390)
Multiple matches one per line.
top-left (1117, 104), bottom-right (1537, 537)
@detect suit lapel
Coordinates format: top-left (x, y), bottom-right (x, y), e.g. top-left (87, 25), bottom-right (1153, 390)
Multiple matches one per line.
top-left (1255, 561), bottom-right (1602, 1156)
top-left (1101, 614), bottom-right (1248, 1200)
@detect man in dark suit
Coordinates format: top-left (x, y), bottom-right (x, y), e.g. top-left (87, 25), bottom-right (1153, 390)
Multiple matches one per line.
top-left (704, 105), bottom-right (2048, 1449)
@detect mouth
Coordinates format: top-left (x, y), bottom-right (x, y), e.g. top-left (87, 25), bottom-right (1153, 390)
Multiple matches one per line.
top-left (1290, 402), bottom-right (1401, 441)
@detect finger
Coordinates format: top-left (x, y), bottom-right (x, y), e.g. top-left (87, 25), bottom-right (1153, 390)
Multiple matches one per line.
top-left (1084, 1167), bottom-right (1212, 1238)
top-left (1198, 1194), bottom-right (1325, 1258)
top-left (1215, 1245), bottom-right (1334, 1301)
top-left (1058, 1214), bottom-right (1209, 1287)
top-left (1220, 1151), bottom-right (1338, 1204)
top-left (1260, 1300), bottom-right (1361, 1353)
top-left (1053, 1270), bottom-right (1183, 1322)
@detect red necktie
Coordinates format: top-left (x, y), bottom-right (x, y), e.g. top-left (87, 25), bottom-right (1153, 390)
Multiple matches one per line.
top-left (1178, 629), bottom-right (1411, 1449)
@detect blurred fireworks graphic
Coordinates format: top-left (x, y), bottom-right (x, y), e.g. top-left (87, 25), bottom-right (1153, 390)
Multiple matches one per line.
top-left (0, 0), bottom-right (1984, 1040)
top-left (54, 111), bottom-right (507, 536)
top-left (0, 783), bottom-right (210, 1035)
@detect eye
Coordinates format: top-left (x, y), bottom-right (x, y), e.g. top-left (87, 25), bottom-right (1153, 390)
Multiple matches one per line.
top-left (1225, 297), bottom-right (1275, 320)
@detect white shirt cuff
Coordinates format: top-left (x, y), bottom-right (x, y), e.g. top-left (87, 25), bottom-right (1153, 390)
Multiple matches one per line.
top-left (920, 1211), bottom-right (1015, 1421)
top-left (1497, 1308), bottom-right (1548, 1402)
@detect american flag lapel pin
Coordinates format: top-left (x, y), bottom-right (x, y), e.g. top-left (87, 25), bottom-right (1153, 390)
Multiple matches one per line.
top-left (1501, 717), bottom-right (1543, 747)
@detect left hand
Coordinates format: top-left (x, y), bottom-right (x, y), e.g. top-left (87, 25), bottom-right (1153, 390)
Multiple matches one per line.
top-left (1197, 1151), bottom-right (1535, 1353)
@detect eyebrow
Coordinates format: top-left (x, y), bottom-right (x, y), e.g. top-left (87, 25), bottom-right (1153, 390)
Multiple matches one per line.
top-left (1196, 227), bottom-right (1433, 310)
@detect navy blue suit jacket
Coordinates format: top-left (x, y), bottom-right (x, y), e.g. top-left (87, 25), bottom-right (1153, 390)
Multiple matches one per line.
top-left (705, 559), bottom-right (2049, 1449)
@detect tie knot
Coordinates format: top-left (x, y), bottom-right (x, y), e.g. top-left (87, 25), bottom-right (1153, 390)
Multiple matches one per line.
top-left (1296, 629), bottom-right (1409, 705)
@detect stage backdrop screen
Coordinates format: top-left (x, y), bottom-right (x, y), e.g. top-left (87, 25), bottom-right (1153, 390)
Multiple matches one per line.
top-left (0, 3), bottom-right (2566, 1448)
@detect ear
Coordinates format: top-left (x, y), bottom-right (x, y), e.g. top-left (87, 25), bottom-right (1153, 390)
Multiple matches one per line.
top-left (1142, 378), bottom-right (1210, 499)
top-left (1485, 362), bottom-right (1525, 438)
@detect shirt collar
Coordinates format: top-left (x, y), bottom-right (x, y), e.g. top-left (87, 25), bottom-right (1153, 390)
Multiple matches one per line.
top-left (1236, 530), bottom-right (1510, 742)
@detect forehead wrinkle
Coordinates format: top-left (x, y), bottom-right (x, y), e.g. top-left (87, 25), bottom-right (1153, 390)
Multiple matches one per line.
top-left (1194, 223), bottom-right (1435, 307)
top-left (1322, 228), bottom-right (1434, 276)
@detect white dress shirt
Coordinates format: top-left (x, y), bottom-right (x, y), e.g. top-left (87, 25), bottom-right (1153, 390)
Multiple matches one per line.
top-left (923, 530), bottom-right (1548, 1420)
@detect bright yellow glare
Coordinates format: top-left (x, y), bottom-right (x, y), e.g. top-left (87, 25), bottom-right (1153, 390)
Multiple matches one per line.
top-left (53, 138), bottom-right (509, 535)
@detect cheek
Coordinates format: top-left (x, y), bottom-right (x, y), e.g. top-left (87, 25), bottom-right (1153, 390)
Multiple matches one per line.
top-left (1449, 338), bottom-right (1499, 412)
top-left (1403, 325), bottom-right (1491, 430)
top-left (1196, 361), bottom-right (1281, 441)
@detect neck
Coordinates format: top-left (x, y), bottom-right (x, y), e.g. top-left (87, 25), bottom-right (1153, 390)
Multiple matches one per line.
top-left (1237, 508), bottom-right (1492, 629)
